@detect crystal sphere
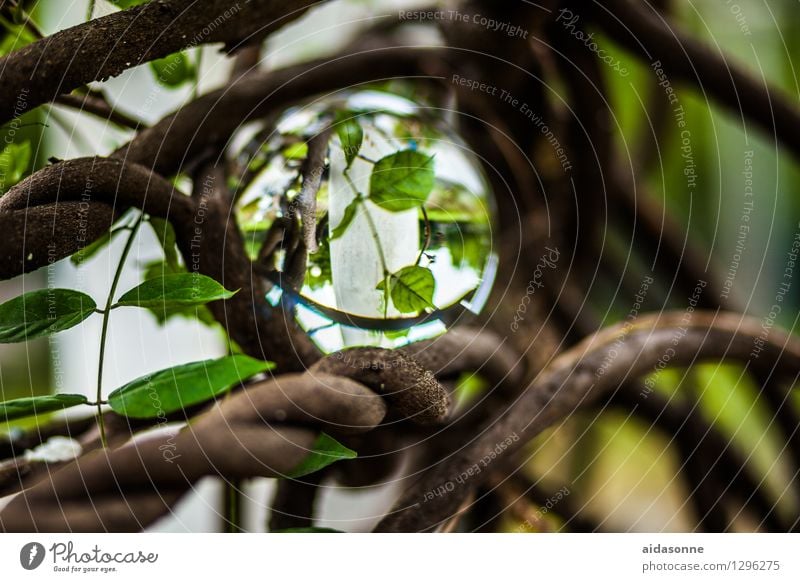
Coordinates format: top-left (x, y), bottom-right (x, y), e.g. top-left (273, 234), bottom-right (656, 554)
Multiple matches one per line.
top-left (229, 89), bottom-right (497, 352)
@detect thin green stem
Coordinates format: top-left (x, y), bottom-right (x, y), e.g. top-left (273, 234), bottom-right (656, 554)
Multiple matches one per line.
top-left (360, 203), bottom-right (389, 275)
top-left (416, 206), bottom-right (432, 266)
top-left (360, 202), bottom-right (392, 318)
top-left (86, 0), bottom-right (95, 21)
top-left (96, 212), bottom-right (145, 447)
top-left (356, 153), bottom-right (376, 164)
top-left (224, 479), bottom-right (243, 533)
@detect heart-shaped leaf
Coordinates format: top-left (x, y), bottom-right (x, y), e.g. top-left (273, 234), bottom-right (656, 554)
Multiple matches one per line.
top-left (115, 273), bottom-right (236, 309)
top-left (0, 289), bottom-right (97, 343)
top-left (377, 265), bottom-right (436, 314)
top-left (369, 150), bottom-right (434, 212)
top-left (107, 355), bottom-right (273, 418)
top-left (0, 394), bottom-right (88, 421)
top-left (287, 432), bottom-right (357, 478)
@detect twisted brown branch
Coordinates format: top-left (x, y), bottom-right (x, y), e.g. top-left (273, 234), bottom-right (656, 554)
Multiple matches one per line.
top-left (0, 0), bottom-right (321, 125)
top-left (550, 264), bottom-right (797, 531)
top-left (0, 347), bottom-right (448, 532)
top-left (0, 326), bottom-right (519, 532)
top-left (376, 311), bottom-right (800, 531)
top-left (113, 47), bottom-right (442, 176)
top-left (0, 157), bottom-right (192, 278)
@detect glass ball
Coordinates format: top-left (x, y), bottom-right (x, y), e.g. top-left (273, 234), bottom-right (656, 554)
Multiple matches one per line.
top-left (229, 88), bottom-right (497, 352)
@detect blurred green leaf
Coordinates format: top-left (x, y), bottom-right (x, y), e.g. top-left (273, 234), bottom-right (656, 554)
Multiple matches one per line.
top-left (149, 51), bottom-right (195, 88)
top-left (369, 150), bottom-right (434, 212)
top-left (283, 142), bottom-right (308, 160)
top-left (107, 355), bottom-right (274, 418)
top-left (694, 363), bottom-right (786, 493)
top-left (445, 225), bottom-right (490, 271)
top-left (334, 111), bottom-right (363, 168)
top-left (0, 289), bottom-right (97, 343)
top-left (453, 372), bottom-right (489, 409)
top-left (330, 197), bottom-right (359, 240)
top-left (383, 327), bottom-right (410, 340)
top-left (425, 182), bottom-right (491, 224)
top-left (115, 273), bottom-right (236, 309)
top-left (287, 432), bottom-right (357, 478)
top-left (0, 140), bottom-right (31, 194)
top-left (0, 16), bottom-right (37, 56)
top-left (377, 265), bottom-right (435, 314)
top-left (0, 394), bottom-right (89, 421)
top-left (108, 0), bottom-right (150, 7)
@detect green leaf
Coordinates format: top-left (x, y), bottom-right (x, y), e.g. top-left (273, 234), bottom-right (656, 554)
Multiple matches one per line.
top-left (0, 289), bottom-right (97, 343)
top-left (107, 355), bottom-right (274, 418)
top-left (277, 527), bottom-right (344, 533)
top-left (330, 198), bottom-right (360, 240)
top-left (287, 432), bottom-right (357, 477)
top-left (383, 328), bottom-right (411, 340)
top-left (377, 265), bottom-right (436, 314)
top-left (0, 16), bottom-right (37, 56)
top-left (334, 111), bottom-right (363, 168)
top-left (369, 150), bottom-right (434, 212)
top-left (136, 261), bottom-right (217, 326)
top-left (115, 273), bottom-right (237, 309)
top-left (0, 141), bottom-right (32, 194)
top-left (108, 0), bottom-right (150, 7)
top-left (283, 142), bottom-right (308, 160)
top-left (148, 217), bottom-right (179, 270)
top-left (149, 51), bottom-right (195, 88)
top-left (453, 372), bottom-right (489, 409)
top-left (0, 394), bottom-right (89, 421)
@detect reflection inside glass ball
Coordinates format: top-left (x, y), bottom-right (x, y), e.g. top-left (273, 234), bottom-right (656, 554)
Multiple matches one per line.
top-left (229, 89), bottom-right (497, 352)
